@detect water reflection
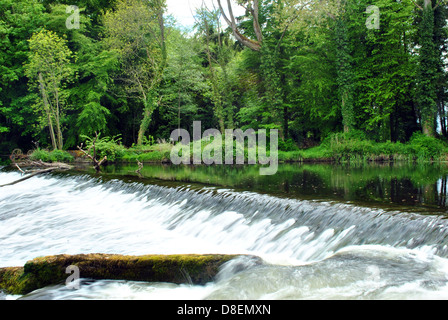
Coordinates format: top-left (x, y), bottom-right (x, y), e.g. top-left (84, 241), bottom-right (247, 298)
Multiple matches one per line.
top-left (70, 162), bottom-right (448, 215)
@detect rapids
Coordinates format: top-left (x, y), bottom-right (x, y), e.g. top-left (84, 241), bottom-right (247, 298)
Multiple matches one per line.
top-left (1, 166), bottom-right (448, 300)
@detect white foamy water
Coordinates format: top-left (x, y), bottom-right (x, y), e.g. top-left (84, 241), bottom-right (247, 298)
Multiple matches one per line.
top-left (1, 169), bottom-right (448, 300)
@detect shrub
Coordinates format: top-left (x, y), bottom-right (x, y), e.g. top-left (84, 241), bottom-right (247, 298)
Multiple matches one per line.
top-left (30, 149), bottom-right (74, 163)
top-left (317, 131), bottom-right (448, 162)
top-left (406, 132), bottom-right (448, 160)
top-left (30, 149), bottom-right (51, 162)
top-left (49, 150), bottom-right (74, 162)
top-left (372, 141), bottom-right (404, 156)
top-left (278, 138), bottom-right (300, 152)
top-left (318, 132), bottom-right (373, 161)
top-left (81, 134), bottom-right (125, 162)
top-left (121, 152), bottom-right (139, 162)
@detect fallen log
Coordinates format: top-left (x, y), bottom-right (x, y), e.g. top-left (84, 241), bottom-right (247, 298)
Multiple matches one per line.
top-left (0, 168), bottom-right (57, 188)
top-left (16, 159), bottom-right (73, 170)
top-left (0, 161), bottom-right (73, 188)
top-left (0, 253), bottom-right (243, 295)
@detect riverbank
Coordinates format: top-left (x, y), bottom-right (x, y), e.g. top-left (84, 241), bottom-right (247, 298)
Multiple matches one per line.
top-left (21, 131), bottom-right (448, 166)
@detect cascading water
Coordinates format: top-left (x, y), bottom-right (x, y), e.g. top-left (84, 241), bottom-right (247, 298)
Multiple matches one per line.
top-left (1, 167), bottom-right (448, 300)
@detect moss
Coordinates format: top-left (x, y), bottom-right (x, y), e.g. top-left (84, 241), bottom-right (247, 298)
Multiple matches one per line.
top-left (0, 253), bottom-right (241, 295)
top-left (0, 267), bottom-right (24, 295)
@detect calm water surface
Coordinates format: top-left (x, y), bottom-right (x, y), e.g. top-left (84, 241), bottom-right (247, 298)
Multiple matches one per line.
top-left (97, 162), bottom-right (448, 214)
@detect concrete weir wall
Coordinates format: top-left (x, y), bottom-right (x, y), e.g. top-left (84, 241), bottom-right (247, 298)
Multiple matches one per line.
top-left (0, 253), bottom-right (240, 295)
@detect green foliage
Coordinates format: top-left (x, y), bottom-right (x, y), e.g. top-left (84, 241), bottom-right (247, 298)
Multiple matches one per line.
top-left (81, 134), bottom-right (125, 162)
top-left (158, 28), bottom-right (205, 136)
top-left (25, 28), bottom-right (75, 150)
top-left (278, 138), bottom-right (300, 152)
top-left (142, 135), bottom-right (156, 146)
top-left (102, 0), bottom-right (167, 146)
top-left (76, 102), bottom-right (111, 137)
top-left (296, 130), bottom-right (448, 163)
top-left (30, 149), bottom-right (74, 163)
top-left (354, 0), bottom-right (417, 141)
top-left (122, 143), bottom-right (172, 163)
top-left (407, 132), bottom-right (448, 159)
top-left (0, 0), bottom-right (47, 148)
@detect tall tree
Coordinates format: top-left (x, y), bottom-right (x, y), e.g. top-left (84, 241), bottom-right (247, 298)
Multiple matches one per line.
top-left (25, 29), bottom-right (74, 150)
top-left (414, 0), bottom-right (446, 137)
top-left (334, 2), bottom-right (355, 133)
top-left (0, 0), bottom-right (47, 151)
top-left (157, 28), bottom-right (207, 137)
top-left (354, 0), bottom-right (417, 141)
top-left (103, 0), bottom-right (167, 145)
top-left (40, 3), bottom-right (119, 146)
top-left (196, 7), bottom-right (225, 132)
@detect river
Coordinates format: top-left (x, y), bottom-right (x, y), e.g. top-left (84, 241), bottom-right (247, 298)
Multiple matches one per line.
top-left (1, 162), bottom-right (448, 300)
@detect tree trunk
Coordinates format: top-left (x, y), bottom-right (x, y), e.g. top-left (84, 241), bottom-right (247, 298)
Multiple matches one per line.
top-left (203, 15), bottom-right (225, 133)
top-left (38, 73), bottom-right (57, 150)
top-left (217, 0), bottom-right (262, 52)
top-left (417, 0), bottom-right (438, 137)
top-left (54, 88), bottom-right (63, 150)
top-left (178, 85), bottom-right (182, 133)
top-left (158, 5), bottom-right (167, 67)
top-left (137, 95), bottom-right (156, 146)
top-left (135, 3), bottom-right (166, 146)
top-left (440, 101), bottom-right (447, 138)
top-left (336, 14), bottom-right (355, 134)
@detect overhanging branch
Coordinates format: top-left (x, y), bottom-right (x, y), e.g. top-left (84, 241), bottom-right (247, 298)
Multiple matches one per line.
top-left (217, 0), bottom-right (262, 51)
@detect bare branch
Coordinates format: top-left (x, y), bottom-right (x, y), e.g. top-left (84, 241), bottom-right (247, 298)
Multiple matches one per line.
top-left (217, 0), bottom-right (233, 27)
top-left (217, 0), bottom-right (262, 51)
top-left (410, 0), bottom-right (423, 10)
top-left (227, 0), bottom-right (237, 27)
top-left (15, 163), bottom-right (26, 175)
top-left (433, 0), bottom-right (446, 10)
top-left (77, 133), bottom-right (107, 172)
top-left (252, 0), bottom-right (263, 43)
top-left (2, 160), bottom-right (72, 188)
top-left (0, 168), bottom-right (57, 188)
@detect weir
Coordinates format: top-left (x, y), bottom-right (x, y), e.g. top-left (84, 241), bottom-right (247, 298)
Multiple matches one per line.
top-left (1, 166), bottom-right (448, 299)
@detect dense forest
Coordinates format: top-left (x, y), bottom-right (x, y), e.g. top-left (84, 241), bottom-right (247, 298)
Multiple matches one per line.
top-left (1, 0), bottom-right (448, 161)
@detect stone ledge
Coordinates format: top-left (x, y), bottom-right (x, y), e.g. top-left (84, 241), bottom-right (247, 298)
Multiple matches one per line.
top-left (0, 253), bottom-right (243, 295)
